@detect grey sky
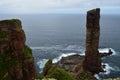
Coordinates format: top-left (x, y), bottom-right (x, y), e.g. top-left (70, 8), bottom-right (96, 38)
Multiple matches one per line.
top-left (0, 0), bottom-right (120, 14)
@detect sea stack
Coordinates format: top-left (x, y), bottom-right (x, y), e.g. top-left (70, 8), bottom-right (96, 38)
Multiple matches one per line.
top-left (83, 8), bottom-right (102, 74)
top-left (0, 19), bottom-right (35, 80)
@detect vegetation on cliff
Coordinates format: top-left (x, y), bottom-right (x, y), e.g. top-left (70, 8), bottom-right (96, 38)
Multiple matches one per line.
top-left (0, 19), bottom-right (36, 80)
top-left (42, 59), bottom-right (75, 80)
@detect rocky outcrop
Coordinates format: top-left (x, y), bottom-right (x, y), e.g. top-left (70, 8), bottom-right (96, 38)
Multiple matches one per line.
top-left (100, 49), bottom-right (113, 57)
top-left (42, 59), bottom-right (75, 80)
top-left (0, 19), bottom-right (35, 80)
top-left (54, 54), bottom-right (96, 80)
top-left (83, 8), bottom-right (103, 74)
top-left (55, 54), bottom-right (84, 75)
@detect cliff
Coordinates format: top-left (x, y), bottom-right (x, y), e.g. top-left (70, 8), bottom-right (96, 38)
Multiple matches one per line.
top-left (0, 19), bottom-right (35, 80)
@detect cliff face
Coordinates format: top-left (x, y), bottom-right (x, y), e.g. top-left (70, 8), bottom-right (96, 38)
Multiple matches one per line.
top-left (0, 19), bottom-right (35, 80)
top-left (83, 8), bottom-right (102, 74)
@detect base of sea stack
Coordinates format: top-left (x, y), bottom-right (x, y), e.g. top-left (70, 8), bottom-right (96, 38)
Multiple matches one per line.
top-left (42, 54), bottom-right (97, 80)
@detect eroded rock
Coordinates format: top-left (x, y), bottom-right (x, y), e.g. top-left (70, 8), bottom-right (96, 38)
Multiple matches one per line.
top-left (0, 19), bottom-right (36, 80)
top-left (83, 8), bottom-right (103, 74)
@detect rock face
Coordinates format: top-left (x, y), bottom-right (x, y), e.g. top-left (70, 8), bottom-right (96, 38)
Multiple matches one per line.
top-left (55, 54), bottom-right (84, 75)
top-left (52, 54), bottom-right (96, 80)
top-left (0, 19), bottom-right (35, 80)
top-left (83, 8), bottom-right (102, 74)
top-left (42, 59), bottom-right (76, 80)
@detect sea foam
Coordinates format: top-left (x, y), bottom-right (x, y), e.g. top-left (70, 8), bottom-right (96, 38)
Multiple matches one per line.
top-left (35, 47), bottom-right (116, 74)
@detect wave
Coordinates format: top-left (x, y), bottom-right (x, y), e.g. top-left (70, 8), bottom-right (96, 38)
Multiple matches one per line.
top-left (94, 63), bottom-right (120, 80)
top-left (30, 45), bottom-right (85, 52)
top-left (37, 59), bottom-right (48, 69)
top-left (31, 45), bottom-right (116, 56)
top-left (101, 63), bottom-right (120, 75)
top-left (99, 48), bottom-right (116, 55)
top-left (34, 45), bottom-right (117, 74)
top-left (52, 53), bottom-right (79, 63)
top-left (36, 47), bottom-right (116, 68)
top-left (30, 45), bottom-right (63, 50)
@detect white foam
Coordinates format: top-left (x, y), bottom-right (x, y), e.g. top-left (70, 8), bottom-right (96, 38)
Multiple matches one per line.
top-left (37, 53), bottom-right (79, 71)
top-left (101, 63), bottom-right (120, 75)
top-left (94, 74), bottom-right (101, 80)
top-left (102, 63), bottom-right (114, 75)
top-left (34, 46), bottom-right (117, 74)
top-left (37, 59), bottom-right (48, 69)
top-left (99, 48), bottom-right (116, 55)
top-left (63, 45), bottom-right (84, 51)
top-left (30, 45), bottom-right (63, 50)
top-left (36, 47), bottom-right (117, 69)
top-left (30, 45), bottom-right (84, 52)
top-left (53, 53), bottom-right (78, 63)
top-left (95, 63), bottom-right (120, 80)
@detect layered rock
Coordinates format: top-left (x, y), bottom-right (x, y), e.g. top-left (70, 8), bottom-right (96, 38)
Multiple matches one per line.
top-left (83, 8), bottom-right (102, 74)
top-left (55, 54), bottom-right (84, 75)
top-left (54, 54), bottom-right (96, 80)
top-left (42, 59), bottom-right (75, 80)
top-left (0, 19), bottom-right (35, 80)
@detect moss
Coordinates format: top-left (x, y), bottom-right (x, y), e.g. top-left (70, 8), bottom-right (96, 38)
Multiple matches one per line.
top-left (87, 8), bottom-right (100, 14)
top-left (42, 59), bottom-right (75, 80)
top-left (0, 19), bottom-right (21, 23)
top-left (0, 63), bottom-right (7, 79)
top-left (77, 70), bottom-right (93, 80)
top-left (0, 32), bottom-right (8, 38)
top-left (24, 46), bottom-right (33, 59)
top-left (35, 75), bottom-right (44, 80)
top-left (43, 59), bottom-right (52, 76)
top-left (46, 66), bottom-right (75, 80)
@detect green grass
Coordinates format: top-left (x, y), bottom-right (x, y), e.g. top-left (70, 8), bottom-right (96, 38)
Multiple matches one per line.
top-left (77, 70), bottom-right (93, 80)
top-left (46, 66), bottom-right (75, 80)
top-left (0, 19), bottom-right (21, 23)
top-left (43, 59), bottom-right (52, 76)
top-left (0, 32), bottom-right (8, 38)
top-left (24, 46), bottom-right (33, 58)
top-left (42, 59), bottom-right (75, 80)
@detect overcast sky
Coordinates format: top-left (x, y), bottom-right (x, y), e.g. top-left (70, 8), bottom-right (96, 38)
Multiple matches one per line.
top-left (0, 0), bottom-right (120, 14)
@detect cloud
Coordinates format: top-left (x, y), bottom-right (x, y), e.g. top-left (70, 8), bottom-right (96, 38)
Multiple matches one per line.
top-left (0, 0), bottom-right (120, 13)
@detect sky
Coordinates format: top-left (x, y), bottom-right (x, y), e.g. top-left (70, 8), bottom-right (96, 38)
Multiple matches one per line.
top-left (0, 0), bottom-right (120, 14)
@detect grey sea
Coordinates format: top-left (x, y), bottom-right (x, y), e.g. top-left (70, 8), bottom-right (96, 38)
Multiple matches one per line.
top-left (0, 14), bottom-right (120, 79)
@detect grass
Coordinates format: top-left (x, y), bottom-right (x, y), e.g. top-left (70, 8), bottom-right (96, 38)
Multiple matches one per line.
top-left (0, 32), bottom-right (8, 38)
top-left (43, 59), bottom-right (52, 76)
top-left (42, 59), bottom-right (75, 80)
top-left (24, 46), bottom-right (33, 58)
top-left (0, 19), bottom-right (21, 23)
top-left (46, 66), bottom-right (75, 80)
top-left (77, 70), bottom-right (93, 80)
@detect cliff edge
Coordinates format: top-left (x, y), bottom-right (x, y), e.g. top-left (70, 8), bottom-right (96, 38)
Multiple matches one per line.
top-left (0, 19), bottom-right (35, 80)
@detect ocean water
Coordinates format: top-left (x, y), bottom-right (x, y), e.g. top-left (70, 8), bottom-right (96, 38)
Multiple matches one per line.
top-left (0, 14), bottom-right (120, 79)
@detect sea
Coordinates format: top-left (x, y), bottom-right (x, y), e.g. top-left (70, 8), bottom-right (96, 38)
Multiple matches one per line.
top-left (0, 14), bottom-right (120, 79)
